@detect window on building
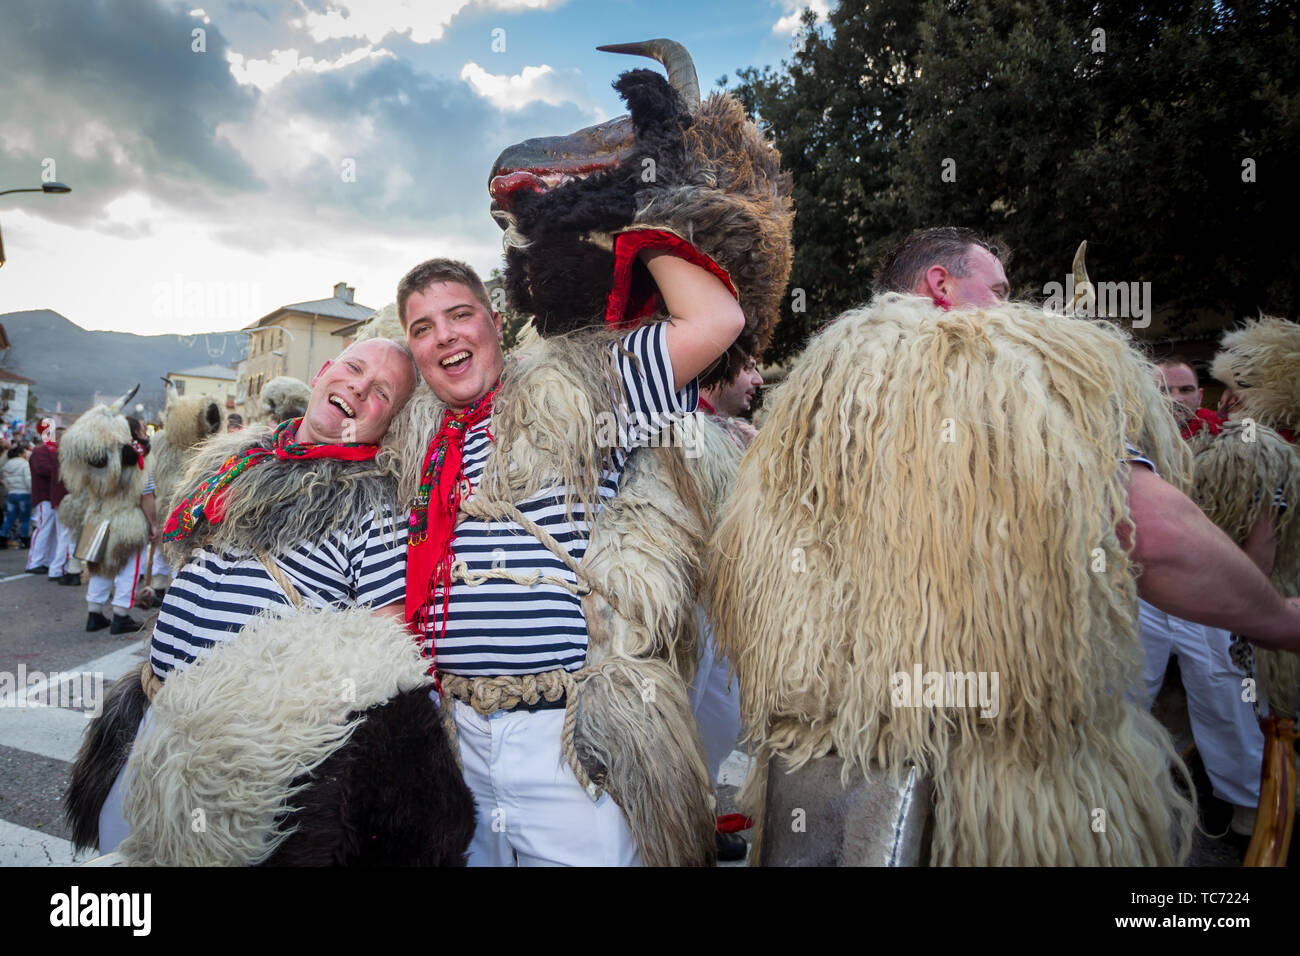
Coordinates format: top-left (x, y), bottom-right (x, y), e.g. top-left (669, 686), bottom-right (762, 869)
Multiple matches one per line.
top-left (175, 379), bottom-right (185, 396)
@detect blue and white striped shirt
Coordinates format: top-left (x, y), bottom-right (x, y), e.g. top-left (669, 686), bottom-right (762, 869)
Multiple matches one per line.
top-left (150, 507), bottom-right (407, 678)
top-left (428, 323), bottom-right (698, 676)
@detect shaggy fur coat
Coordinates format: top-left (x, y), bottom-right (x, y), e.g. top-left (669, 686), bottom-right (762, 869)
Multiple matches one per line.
top-left (58, 401), bottom-right (150, 576)
top-left (1204, 317), bottom-right (1300, 719)
top-left (706, 295), bottom-right (1196, 866)
top-left (152, 395), bottom-right (222, 518)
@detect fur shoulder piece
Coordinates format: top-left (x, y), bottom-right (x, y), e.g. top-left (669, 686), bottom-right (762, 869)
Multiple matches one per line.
top-left (1211, 316), bottom-right (1300, 431)
top-left (118, 606), bottom-right (432, 865)
top-left (162, 425), bottom-right (404, 566)
top-left (706, 295), bottom-right (1193, 865)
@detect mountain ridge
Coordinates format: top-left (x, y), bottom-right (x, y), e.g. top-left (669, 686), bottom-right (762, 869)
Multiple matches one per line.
top-left (0, 309), bottom-right (247, 419)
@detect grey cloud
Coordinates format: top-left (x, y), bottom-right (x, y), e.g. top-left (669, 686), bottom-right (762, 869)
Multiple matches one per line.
top-left (247, 54), bottom-right (607, 228)
top-left (0, 0), bottom-right (261, 226)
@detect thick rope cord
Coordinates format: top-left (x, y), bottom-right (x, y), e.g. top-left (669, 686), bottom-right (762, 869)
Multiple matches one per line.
top-left (457, 493), bottom-right (623, 616)
top-left (440, 491), bottom-right (615, 800)
top-left (440, 670), bottom-right (602, 800)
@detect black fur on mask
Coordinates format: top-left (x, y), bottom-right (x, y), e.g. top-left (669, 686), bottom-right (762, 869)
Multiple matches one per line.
top-left (504, 70), bottom-right (692, 336)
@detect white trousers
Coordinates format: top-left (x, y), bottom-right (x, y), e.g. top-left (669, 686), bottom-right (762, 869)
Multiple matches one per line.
top-left (26, 501), bottom-right (56, 569)
top-left (86, 550), bottom-right (143, 612)
top-left (453, 701), bottom-right (642, 866)
top-left (1139, 599), bottom-right (1263, 807)
top-left (49, 511), bottom-right (75, 577)
top-left (691, 617), bottom-right (743, 784)
top-left (150, 548), bottom-right (172, 579)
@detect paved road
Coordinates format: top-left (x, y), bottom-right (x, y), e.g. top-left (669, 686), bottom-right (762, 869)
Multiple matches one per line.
top-left (0, 540), bottom-right (1244, 868)
top-left (0, 543), bottom-right (158, 865)
top-left (0, 542), bottom-right (755, 866)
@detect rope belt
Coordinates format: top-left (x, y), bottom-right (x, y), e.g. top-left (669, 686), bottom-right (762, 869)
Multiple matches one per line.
top-left (439, 669), bottom-right (604, 801)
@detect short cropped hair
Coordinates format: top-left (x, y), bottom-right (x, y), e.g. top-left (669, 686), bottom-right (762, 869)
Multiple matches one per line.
top-left (396, 258), bottom-right (493, 328)
top-left (1156, 353), bottom-right (1197, 375)
top-left (874, 227), bottom-right (1012, 295)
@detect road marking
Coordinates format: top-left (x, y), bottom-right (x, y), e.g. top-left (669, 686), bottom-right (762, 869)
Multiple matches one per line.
top-left (0, 640), bottom-right (147, 709)
top-left (0, 573), bottom-right (34, 583)
top-left (718, 749), bottom-right (754, 788)
top-left (0, 818), bottom-right (86, 866)
top-left (0, 704), bottom-right (96, 763)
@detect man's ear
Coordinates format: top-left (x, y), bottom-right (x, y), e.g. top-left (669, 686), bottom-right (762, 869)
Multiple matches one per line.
top-left (920, 264), bottom-right (951, 300)
top-left (492, 311), bottom-right (503, 340)
top-left (311, 359), bottom-right (332, 387)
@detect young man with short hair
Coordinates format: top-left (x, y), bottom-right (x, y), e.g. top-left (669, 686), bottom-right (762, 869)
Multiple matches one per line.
top-left (399, 253), bottom-right (743, 866)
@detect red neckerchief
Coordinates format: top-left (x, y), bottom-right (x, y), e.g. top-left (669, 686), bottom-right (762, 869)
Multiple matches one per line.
top-left (405, 387), bottom-right (497, 672)
top-left (697, 395), bottom-right (717, 416)
top-left (1181, 408), bottom-right (1226, 441)
top-left (1279, 427), bottom-right (1298, 445)
top-left (162, 418), bottom-right (378, 543)
top-left (130, 440), bottom-right (147, 469)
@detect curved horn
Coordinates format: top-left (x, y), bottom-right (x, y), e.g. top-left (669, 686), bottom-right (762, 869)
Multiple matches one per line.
top-left (597, 39), bottom-right (700, 111)
top-left (109, 383), bottom-right (140, 413)
top-left (1065, 240), bottom-right (1095, 317)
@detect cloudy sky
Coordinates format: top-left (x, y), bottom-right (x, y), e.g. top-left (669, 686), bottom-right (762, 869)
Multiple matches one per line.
top-left (0, 0), bottom-right (828, 335)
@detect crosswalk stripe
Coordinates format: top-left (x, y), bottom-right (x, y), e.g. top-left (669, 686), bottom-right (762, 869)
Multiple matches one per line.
top-left (0, 818), bottom-right (87, 866)
top-left (0, 702), bottom-right (97, 764)
top-left (0, 640), bottom-right (147, 710)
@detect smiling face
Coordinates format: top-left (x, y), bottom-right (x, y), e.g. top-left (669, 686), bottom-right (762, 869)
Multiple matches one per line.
top-left (404, 281), bottom-right (505, 411)
top-left (297, 338), bottom-right (416, 444)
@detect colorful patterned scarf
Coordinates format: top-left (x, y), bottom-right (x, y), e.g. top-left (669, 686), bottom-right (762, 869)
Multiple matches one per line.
top-left (404, 388), bottom-right (497, 666)
top-left (162, 418), bottom-right (378, 543)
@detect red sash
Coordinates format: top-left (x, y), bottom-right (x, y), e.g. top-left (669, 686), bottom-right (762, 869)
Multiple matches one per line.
top-left (404, 389), bottom-right (496, 669)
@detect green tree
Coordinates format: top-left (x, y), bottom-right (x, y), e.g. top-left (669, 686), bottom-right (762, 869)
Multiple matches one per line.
top-left (487, 266), bottom-right (533, 352)
top-left (734, 0), bottom-right (1300, 358)
top-left (731, 0), bottom-right (927, 363)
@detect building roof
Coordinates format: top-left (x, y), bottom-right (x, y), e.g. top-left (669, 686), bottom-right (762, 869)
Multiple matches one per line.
top-left (0, 367), bottom-right (36, 385)
top-left (170, 364), bottom-right (238, 381)
top-left (331, 316), bottom-right (374, 338)
top-left (244, 282), bottom-right (376, 328)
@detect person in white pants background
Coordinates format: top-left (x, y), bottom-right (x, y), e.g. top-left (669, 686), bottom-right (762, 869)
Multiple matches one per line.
top-left (85, 417), bottom-right (158, 635)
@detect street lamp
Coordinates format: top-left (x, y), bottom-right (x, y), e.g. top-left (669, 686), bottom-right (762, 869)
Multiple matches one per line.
top-left (0, 181), bottom-right (72, 268)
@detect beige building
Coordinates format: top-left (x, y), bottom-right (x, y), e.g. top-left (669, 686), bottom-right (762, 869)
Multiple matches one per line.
top-left (168, 364), bottom-right (238, 411)
top-left (236, 282), bottom-right (376, 420)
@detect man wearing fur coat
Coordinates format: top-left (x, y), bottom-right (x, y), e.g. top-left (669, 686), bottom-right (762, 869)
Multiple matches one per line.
top-left (76, 337), bottom-right (423, 856)
top-left (399, 254), bottom-right (742, 867)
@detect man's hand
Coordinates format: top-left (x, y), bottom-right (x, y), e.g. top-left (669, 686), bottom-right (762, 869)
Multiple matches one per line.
top-left (372, 601), bottom-right (407, 622)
